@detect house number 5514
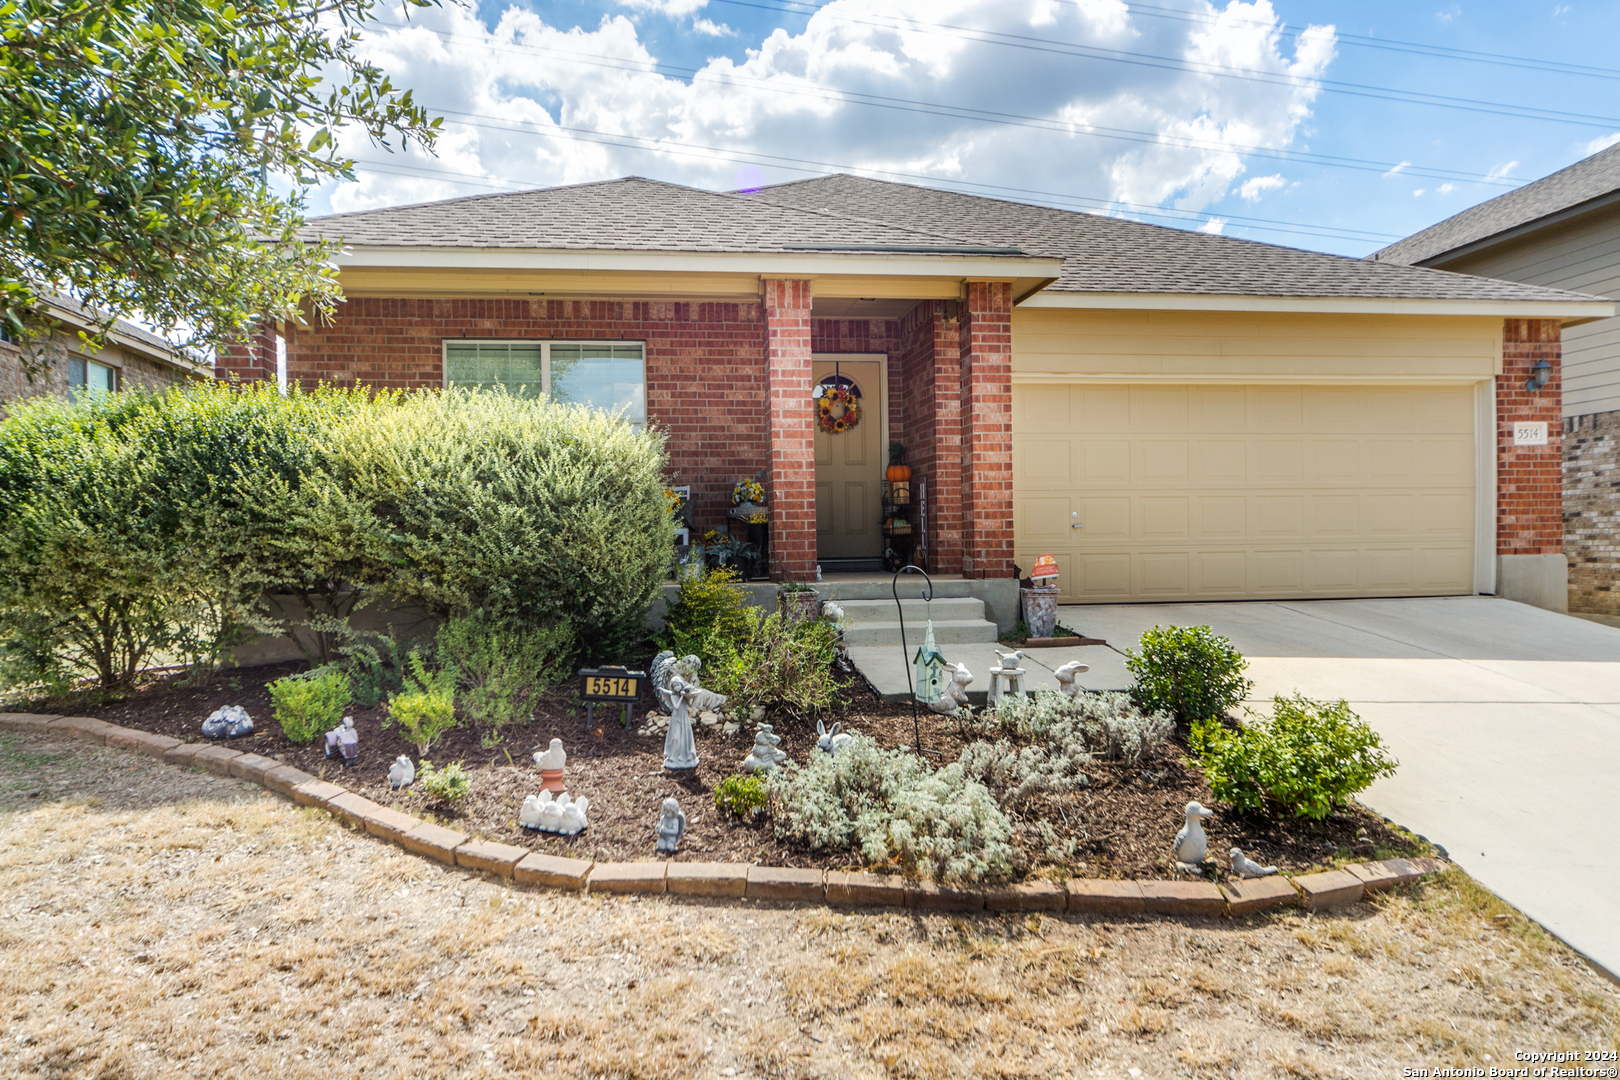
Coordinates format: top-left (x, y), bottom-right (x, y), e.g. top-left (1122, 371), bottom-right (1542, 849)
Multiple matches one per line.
top-left (1513, 421), bottom-right (1548, 446)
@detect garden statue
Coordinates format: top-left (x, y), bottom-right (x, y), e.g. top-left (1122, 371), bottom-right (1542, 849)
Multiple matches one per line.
top-left (201, 705), bottom-right (253, 740)
top-left (994, 648), bottom-right (1025, 671)
top-left (651, 651), bottom-right (728, 713)
top-left (816, 719), bottom-right (852, 755)
top-left (558, 794), bottom-right (589, 835)
top-left (928, 661), bottom-right (974, 716)
top-left (388, 755), bottom-right (415, 789)
top-left (655, 797), bottom-right (687, 853)
top-left (741, 722), bottom-right (787, 772)
top-left (987, 650), bottom-right (1027, 705)
top-left (519, 794), bottom-right (544, 830)
top-left (1171, 801), bottom-right (1215, 870)
top-left (538, 792), bottom-right (565, 833)
top-left (823, 601), bottom-right (845, 623)
top-left (663, 674), bottom-right (702, 771)
top-left (1229, 847), bottom-right (1279, 878)
top-left (323, 716), bottom-right (358, 766)
top-left (1052, 660), bottom-right (1091, 698)
top-left (533, 738), bottom-right (567, 794)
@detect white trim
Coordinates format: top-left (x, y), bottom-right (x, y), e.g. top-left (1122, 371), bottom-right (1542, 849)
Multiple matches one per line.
top-left (1018, 290), bottom-right (1615, 321)
top-left (1010, 372), bottom-right (1492, 385)
top-left (1475, 378), bottom-right (1498, 596)
top-left (333, 245), bottom-right (1063, 280)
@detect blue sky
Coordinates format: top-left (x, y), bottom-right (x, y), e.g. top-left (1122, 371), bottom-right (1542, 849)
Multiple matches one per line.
top-left (314, 0), bottom-right (1620, 257)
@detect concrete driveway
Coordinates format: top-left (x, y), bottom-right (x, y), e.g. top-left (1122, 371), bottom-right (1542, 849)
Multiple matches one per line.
top-left (1063, 596), bottom-right (1620, 984)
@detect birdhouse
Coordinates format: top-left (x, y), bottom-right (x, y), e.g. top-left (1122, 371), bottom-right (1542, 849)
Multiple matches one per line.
top-left (912, 620), bottom-right (948, 706)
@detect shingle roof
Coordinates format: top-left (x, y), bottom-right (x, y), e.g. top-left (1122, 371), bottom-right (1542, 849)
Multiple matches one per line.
top-left (744, 174), bottom-right (1598, 303)
top-left (306, 172), bottom-right (1606, 305)
top-left (1372, 142), bottom-right (1620, 267)
top-left (303, 176), bottom-right (1026, 256)
top-left (44, 293), bottom-right (187, 364)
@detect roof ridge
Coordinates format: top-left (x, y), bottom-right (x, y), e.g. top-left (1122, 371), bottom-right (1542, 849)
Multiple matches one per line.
top-left (306, 175), bottom-right (695, 224)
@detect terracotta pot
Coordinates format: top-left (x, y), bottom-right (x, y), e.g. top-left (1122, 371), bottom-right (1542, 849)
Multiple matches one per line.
top-left (540, 768), bottom-right (566, 794)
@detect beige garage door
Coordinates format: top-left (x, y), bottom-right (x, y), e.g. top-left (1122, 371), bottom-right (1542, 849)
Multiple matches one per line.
top-left (1012, 384), bottom-right (1477, 602)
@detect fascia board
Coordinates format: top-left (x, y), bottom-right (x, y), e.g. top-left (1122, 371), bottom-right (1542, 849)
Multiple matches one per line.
top-left (1414, 189), bottom-right (1620, 268)
top-left (1018, 290), bottom-right (1616, 323)
top-left (331, 246), bottom-right (1064, 280)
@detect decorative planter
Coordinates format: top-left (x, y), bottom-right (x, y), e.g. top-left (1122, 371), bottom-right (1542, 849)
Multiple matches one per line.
top-left (539, 769), bottom-right (566, 795)
top-left (779, 589), bottom-right (820, 623)
top-left (1020, 585), bottom-right (1060, 639)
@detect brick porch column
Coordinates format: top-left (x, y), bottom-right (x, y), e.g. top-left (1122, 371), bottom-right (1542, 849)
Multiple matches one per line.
top-left (216, 321), bottom-right (276, 383)
top-left (763, 279), bottom-right (816, 581)
top-left (1496, 318), bottom-right (1565, 610)
top-left (958, 281), bottom-right (1015, 579)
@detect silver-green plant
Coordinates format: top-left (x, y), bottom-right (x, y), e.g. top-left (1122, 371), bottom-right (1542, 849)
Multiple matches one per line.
top-left (985, 690), bottom-right (1173, 766)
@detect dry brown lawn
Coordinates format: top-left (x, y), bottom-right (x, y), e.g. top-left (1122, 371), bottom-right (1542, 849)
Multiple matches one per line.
top-left (1, 730), bottom-right (1615, 1080)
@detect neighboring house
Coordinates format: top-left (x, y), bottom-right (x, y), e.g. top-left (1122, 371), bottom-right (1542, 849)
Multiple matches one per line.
top-left (1373, 143), bottom-right (1620, 615)
top-left (220, 176), bottom-right (1613, 611)
top-left (0, 294), bottom-right (204, 406)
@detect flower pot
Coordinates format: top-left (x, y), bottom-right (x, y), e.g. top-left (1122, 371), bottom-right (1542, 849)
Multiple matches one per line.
top-left (1020, 585), bottom-right (1060, 639)
top-left (539, 768), bottom-right (566, 794)
top-left (778, 589), bottom-right (820, 623)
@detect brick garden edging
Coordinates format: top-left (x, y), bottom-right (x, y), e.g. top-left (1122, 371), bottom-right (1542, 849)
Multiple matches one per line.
top-left (2, 713), bottom-right (1450, 916)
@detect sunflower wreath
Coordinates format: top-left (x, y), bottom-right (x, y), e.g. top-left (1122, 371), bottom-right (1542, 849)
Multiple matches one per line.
top-left (815, 384), bottom-right (862, 433)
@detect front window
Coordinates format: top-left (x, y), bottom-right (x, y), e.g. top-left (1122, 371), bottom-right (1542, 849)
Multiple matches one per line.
top-left (68, 356), bottom-right (117, 397)
top-left (443, 340), bottom-right (646, 424)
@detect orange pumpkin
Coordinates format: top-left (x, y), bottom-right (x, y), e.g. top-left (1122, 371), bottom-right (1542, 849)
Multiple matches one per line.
top-left (885, 463), bottom-right (912, 482)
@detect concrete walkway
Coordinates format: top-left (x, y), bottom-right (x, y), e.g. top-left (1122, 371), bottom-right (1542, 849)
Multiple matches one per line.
top-left (1056, 596), bottom-right (1620, 983)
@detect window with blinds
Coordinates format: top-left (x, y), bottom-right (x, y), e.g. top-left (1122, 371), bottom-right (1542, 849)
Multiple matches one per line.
top-left (443, 340), bottom-right (646, 425)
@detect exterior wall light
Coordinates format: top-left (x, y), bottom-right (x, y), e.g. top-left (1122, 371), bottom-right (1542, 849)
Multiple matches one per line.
top-left (1525, 358), bottom-right (1552, 393)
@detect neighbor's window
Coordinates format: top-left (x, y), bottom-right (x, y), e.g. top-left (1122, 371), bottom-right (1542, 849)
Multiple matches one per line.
top-left (68, 356), bottom-right (117, 397)
top-left (443, 340), bottom-right (646, 424)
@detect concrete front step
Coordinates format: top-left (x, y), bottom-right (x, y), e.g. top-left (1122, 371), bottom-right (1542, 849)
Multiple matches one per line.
top-left (839, 597), bottom-right (987, 622)
top-left (843, 617), bottom-right (1000, 647)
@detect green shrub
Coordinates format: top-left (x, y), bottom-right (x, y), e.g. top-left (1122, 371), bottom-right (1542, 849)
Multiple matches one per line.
top-left (385, 651), bottom-right (459, 754)
top-left (268, 666), bottom-right (352, 744)
top-left (767, 735), bottom-right (1014, 883)
top-left (1190, 694), bottom-right (1399, 820)
top-left (436, 611), bottom-right (573, 744)
top-left (713, 774), bottom-right (768, 819)
top-left (662, 565), bottom-right (752, 658)
top-left (314, 617), bottom-right (415, 708)
top-left (981, 689), bottom-right (1174, 766)
top-left (705, 609), bottom-right (847, 718)
top-left (1126, 625), bottom-right (1253, 724)
top-left (320, 388), bottom-right (671, 660)
top-left (416, 759), bottom-right (470, 804)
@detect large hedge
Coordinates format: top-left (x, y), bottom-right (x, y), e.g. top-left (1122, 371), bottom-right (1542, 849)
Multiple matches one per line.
top-left (0, 382), bottom-right (672, 693)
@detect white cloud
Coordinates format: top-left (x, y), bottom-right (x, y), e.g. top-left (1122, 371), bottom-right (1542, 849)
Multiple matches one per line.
top-left (619, 0), bottom-right (709, 16)
top-left (1584, 132), bottom-right (1620, 156)
top-left (1238, 173), bottom-right (1285, 201)
top-left (1383, 160), bottom-right (1410, 177)
top-left (322, 0), bottom-right (1338, 222)
top-left (1553, 5), bottom-right (1572, 16)
top-left (1196, 217), bottom-right (1227, 234)
top-left (1486, 160), bottom-right (1519, 181)
top-left (1413, 188), bottom-right (1426, 197)
top-left (692, 17), bottom-right (736, 36)
top-left (1435, 4), bottom-right (1461, 23)
top-left (1437, 182), bottom-right (1456, 194)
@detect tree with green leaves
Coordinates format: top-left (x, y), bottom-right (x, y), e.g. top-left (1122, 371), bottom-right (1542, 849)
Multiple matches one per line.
top-left (0, 0), bottom-right (440, 365)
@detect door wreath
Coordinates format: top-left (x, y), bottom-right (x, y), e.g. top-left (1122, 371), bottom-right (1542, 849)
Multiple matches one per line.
top-left (815, 383), bottom-right (861, 433)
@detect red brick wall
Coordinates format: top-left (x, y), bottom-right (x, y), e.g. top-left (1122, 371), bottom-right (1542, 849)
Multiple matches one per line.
top-left (283, 297), bottom-right (770, 537)
top-left (217, 323), bottom-right (276, 382)
top-left (958, 282), bottom-right (1015, 579)
top-left (1498, 319), bottom-right (1563, 555)
top-left (763, 280), bottom-right (815, 580)
top-left (897, 301), bottom-right (963, 574)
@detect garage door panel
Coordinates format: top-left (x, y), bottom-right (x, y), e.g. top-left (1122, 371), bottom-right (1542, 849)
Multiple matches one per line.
top-left (1014, 382), bottom-right (1476, 602)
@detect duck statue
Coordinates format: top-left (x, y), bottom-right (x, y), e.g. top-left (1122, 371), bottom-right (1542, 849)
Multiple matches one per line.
top-left (1171, 801), bottom-right (1215, 871)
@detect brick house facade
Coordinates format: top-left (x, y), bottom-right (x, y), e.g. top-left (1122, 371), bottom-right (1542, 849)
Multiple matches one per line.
top-left (222, 175), bottom-right (1611, 607)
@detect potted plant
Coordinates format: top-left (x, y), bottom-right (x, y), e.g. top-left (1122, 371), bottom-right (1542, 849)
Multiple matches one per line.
top-left (777, 579), bottom-right (820, 623)
top-left (727, 475), bottom-right (770, 580)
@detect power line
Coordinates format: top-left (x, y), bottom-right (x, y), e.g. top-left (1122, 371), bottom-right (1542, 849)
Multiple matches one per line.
top-left (371, 22), bottom-right (1522, 190)
top-left (702, 0), bottom-right (1620, 127)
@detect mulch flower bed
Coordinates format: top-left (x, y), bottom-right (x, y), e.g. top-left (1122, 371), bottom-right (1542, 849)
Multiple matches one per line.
top-left (73, 658), bottom-right (1427, 881)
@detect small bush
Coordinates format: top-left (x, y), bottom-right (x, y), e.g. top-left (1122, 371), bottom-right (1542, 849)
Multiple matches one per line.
top-left (706, 609), bottom-right (847, 718)
top-left (713, 774), bottom-right (768, 819)
top-left (311, 617), bottom-right (416, 708)
top-left (983, 690), bottom-right (1173, 766)
top-left (767, 735), bottom-right (1014, 883)
top-left (1126, 625), bottom-right (1253, 724)
top-left (956, 738), bottom-right (1088, 807)
top-left (662, 565), bottom-right (752, 658)
top-left (268, 667), bottom-right (352, 744)
top-left (416, 759), bottom-right (470, 804)
top-left (1190, 693), bottom-right (1399, 820)
top-left (385, 650), bottom-right (459, 754)
top-left (436, 611), bottom-right (573, 744)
